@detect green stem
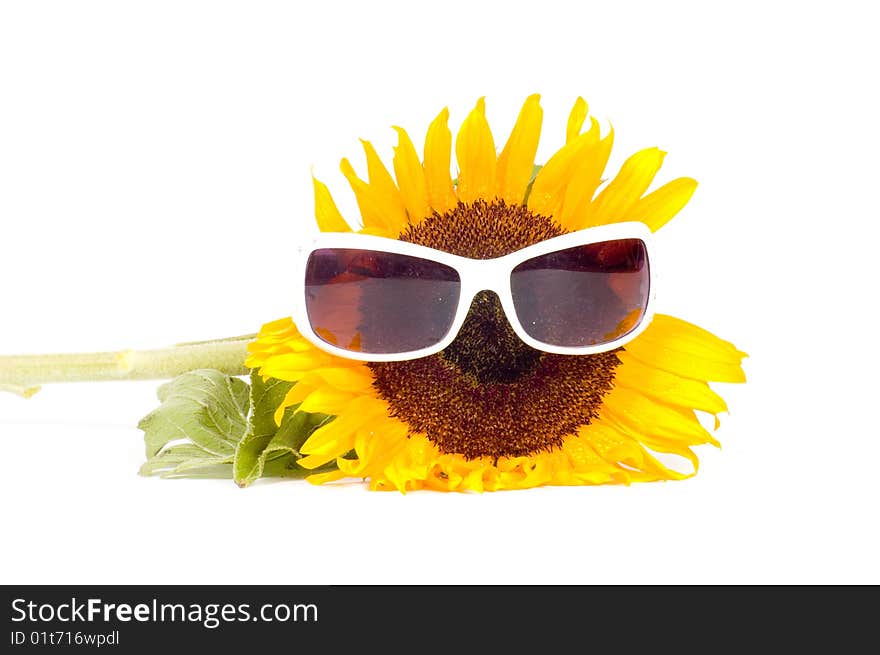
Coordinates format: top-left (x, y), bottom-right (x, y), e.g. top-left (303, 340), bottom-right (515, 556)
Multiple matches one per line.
top-left (0, 335), bottom-right (255, 396)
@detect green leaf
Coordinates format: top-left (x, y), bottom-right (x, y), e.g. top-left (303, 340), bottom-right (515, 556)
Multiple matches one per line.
top-left (247, 369), bottom-right (294, 442)
top-left (232, 370), bottom-right (333, 487)
top-left (138, 446), bottom-right (233, 479)
top-left (139, 368), bottom-right (338, 484)
top-left (138, 369), bottom-right (250, 478)
top-left (522, 164), bottom-right (543, 204)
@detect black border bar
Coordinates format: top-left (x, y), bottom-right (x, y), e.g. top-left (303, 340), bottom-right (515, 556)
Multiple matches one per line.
top-left (2, 585), bottom-right (875, 649)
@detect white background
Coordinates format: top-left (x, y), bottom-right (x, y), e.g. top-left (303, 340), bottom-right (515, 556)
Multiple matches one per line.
top-left (1, 1), bottom-right (877, 584)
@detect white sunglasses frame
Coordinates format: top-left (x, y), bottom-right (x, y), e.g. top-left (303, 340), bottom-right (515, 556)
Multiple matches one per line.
top-left (292, 221), bottom-right (656, 362)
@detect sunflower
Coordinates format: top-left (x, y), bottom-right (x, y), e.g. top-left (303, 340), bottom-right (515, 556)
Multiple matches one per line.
top-left (246, 95), bottom-right (746, 492)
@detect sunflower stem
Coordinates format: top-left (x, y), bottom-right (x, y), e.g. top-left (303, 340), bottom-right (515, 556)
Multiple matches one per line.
top-left (0, 335), bottom-right (255, 395)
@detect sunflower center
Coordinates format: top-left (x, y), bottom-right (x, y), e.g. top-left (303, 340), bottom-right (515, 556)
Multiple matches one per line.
top-left (368, 199), bottom-right (621, 460)
top-left (441, 291), bottom-right (541, 384)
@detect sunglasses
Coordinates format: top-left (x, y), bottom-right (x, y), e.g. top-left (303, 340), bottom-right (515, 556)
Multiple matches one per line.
top-left (293, 222), bottom-right (655, 362)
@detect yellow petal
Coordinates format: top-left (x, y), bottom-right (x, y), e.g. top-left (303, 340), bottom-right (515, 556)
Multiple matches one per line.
top-left (527, 122), bottom-right (603, 218)
top-left (576, 423), bottom-right (685, 481)
top-left (312, 175), bottom-right (351, 232)
top-left (284, 383), bottom-right (314, 403)
top-left (298, 366), bottom-right (375, 394)
top-left (297, 387), bottom-right (355, 416)
top-left (381, 438), bottom-right (432, 493)
top-left (624, 177), bottom-right (698, 231)
top-left (455, 98), bottom-right (497, 203)
top-left (562, 429), bottom-right (618, 471)
top-left (306, 469), bottom-right (347, 485)
top-left (255, 316), bottom-right (299, 338)
top-left (601, 386), bottom-right (718, 448)
top-left (274, 383), bottom-right (316, 423)
top-left (257, 350), bottom-right (338, 380)
top-left (392, 126), bottom-right (431, 225)
top-left (424, 107), bottom-right (457, 214)
top-left (356, 420), bottom-right (407, 464)
top-left (555, 126), bottom-right (615, 230)
top-left (585, 147), bottom-right (666, 225)
top-left (344, 420), bottom-right (409, 483)
top-left (615, 351), bottom-right (728, 415)
top-left (340, 157), bottom-right (389, 233)
top-left (297, 451), bottom-right (341, 471)
top-left (460, 466), bottom-right (486, 492)
top-left (297, 434), bottom-right (354, 469)
top-left (360, 139), bottom-right (408, 235)
top-left (300, 396), bottom-right (388, 457)
top-left (299, 420), bottom-right (354, 459)
top-left (496, 94), bottom-right (543, 205)
top-left (566, 97), bottom-right (588, 144)
top-left (249, 335), bottom-right (311, 354)
top-left (624, 314), bottom-right (747, 383)
top-left (247, 342), bottom-right (314, 373)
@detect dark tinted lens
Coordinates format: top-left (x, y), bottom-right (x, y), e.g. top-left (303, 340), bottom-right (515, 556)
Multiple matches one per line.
top-left (510, 238), bottom-right (649, 347)
top-left (305, 248), bottom-right (461, 354)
